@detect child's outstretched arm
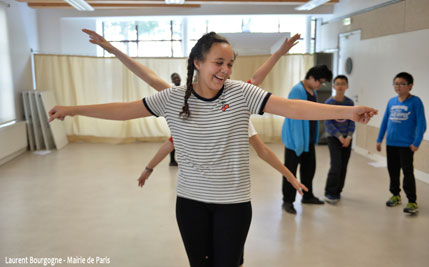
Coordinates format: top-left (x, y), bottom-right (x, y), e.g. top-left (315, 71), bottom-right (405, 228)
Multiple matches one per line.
top-left (264, 95), bottom-right (378, 123)
top-left (249, 134), bottom-right (307, 195)
top-left (138, 140), bottom-right (175, 187)
top-left (82, 29), bottom-right (171, 91)
top-left (249, 33), bottom-right (300, 86)
top-left (48, 100), bottom-right (151, 122)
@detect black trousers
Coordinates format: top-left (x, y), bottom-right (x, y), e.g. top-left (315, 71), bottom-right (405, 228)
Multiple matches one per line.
top-left (176, 197), bottom-right (252, 267)
top-left (282, 143), bottom-right (316, 203)
top-left (386, 145), bottom-right (416, 203)
top-left (324, 136), bottom-right (352, 197)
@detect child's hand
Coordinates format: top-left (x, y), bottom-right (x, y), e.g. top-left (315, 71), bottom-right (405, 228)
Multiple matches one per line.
top-left (343, 137), bottom-right (352, 147)
top-left (410, 144), bottom-right (418, 152)
top-left (376, 142), bottom-right (382, 152)
top-left (351, 106), bottom-right (378, 124)
top-left (48, 106), bottom-right (73, 122)
top-left (137, 168), bottom-right (152, 187)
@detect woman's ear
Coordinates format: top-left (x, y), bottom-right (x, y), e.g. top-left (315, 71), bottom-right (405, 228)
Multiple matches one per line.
top-left (194, 59), bottom-right (201, 71)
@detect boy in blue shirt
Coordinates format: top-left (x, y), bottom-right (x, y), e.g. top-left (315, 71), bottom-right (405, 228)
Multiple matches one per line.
top-left (376, 72), bottom-right (426, 214)
top-left (324, 75), bottom-right (355, 204)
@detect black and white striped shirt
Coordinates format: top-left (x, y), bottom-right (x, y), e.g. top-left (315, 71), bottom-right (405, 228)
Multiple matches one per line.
top-left (143, 79), bottom-right (271, 204)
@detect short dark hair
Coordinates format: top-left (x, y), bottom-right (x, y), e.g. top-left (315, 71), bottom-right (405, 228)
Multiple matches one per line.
top-left (305, 64), bottom-right (333, 82)
top-left (334, 75), bottom-right (348, 84)
top-left (171, 72), bottom-right (180, 79)
top-left (394, 72), bottom-right (413, 84)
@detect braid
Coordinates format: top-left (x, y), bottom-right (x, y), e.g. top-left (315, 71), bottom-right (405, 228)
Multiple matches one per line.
top-left (180, 57), bottom-right (194, 119)
top-left (180, 32), bottom-right (230, 120)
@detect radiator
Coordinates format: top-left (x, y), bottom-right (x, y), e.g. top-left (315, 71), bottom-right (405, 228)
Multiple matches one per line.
top-left (0, 121), bottom-right (27, 166)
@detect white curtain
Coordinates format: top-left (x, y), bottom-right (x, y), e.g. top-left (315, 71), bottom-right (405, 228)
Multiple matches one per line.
top-left (35, 53), bottom-right (314, 143)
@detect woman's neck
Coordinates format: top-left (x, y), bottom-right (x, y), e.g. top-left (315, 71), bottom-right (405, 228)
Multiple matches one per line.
top-left (193, 82), bottom-right (219, 99)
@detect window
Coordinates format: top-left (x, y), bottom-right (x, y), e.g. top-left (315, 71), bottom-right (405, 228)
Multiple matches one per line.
top-left (99, 15), bottom-right (315, 57)
top-left (101, 18), bottom-right (183, 57)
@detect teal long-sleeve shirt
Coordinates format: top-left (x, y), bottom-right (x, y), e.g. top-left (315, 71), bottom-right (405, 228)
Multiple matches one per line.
top-left (281, 82), bottom-right (319, 156)
top-left (377, 95), bottom-right (426, 147)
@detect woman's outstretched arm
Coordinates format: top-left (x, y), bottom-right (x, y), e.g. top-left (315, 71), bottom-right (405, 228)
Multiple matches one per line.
top-left (264, 95), bottom-right (378, 124)
top-left (250, 33), bottom-right (300, 86)
top-left (249, 134), bottom-right (308, 195)
top-left (48, 100), bottom-right (151, 122)
top-left (138, 140), bottom-right (175, 187)
top-left (82, 29), bottom-right (171, 91)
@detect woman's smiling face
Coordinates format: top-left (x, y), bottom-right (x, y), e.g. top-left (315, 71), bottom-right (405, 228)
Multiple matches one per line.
top-left (194, 42), bottom-right (235, 92)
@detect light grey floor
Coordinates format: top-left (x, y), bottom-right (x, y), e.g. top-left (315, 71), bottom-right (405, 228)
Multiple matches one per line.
top-left (1, 142), bottom-right (428, 267)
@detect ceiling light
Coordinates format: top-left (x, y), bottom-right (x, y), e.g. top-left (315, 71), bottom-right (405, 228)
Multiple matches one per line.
top-left (165, 0), bottom-right (185, 4)
top-left (65, 0), bottom-right (94, 11)
top-left (295, 0), bottom-right (330, 11)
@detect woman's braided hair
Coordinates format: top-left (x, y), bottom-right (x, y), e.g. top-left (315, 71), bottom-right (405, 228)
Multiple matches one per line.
top-left (179, 32), bottom-right (230, 119)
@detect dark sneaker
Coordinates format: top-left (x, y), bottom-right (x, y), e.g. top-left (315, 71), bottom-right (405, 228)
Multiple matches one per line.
top-left (282, 202), bottom-right (296, 214)
top-left (302, 197), bottom-right (324, 205)
top-left (386, 195), bottom-right (401, 207)
top-left (324, 194), bottom-right (340, 205)
top-left (403, 202), bottom-right (419, 214)
top-left (169, 161), bottom-right (178, 166)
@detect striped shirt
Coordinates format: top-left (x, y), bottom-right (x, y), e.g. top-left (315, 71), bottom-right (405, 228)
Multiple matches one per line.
top-left (143, 79), bottom-right (271, 204)
top-left (324, 96), bottom-right (355, 138)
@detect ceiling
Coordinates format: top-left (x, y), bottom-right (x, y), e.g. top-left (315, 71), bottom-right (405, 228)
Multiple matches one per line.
top-left (16, 0), bottom-right (338, 10)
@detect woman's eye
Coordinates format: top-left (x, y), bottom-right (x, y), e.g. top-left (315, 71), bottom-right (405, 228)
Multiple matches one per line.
top-left (215, 62), bottom-right (223, 65)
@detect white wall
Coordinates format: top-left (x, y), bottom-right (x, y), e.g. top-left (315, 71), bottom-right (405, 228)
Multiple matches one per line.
top-left (4, 0), bottom-right (38, 121)
top-left (61, 18), bottom-right (97, 55)
top-left (332, 0), bottom-right (394, 18)
top-left (344, 29), bottom-right (429, 140)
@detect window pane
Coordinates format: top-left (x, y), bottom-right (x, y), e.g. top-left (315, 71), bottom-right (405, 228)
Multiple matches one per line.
top-left (245, 16), bottom-right (279, 33)
top-left (186, 40), bottom-right (197, 56)
top-left (187, 17), bottom-right (207, 40)
top-left (172, 19), bottom-right (183, 40)
top-left (128, 42), bottom-right (138, 57)
top-left (104, 21), bottom-right (136, 41)
top-left (279, 15), bottom-right (307, 35)
top-left (207, 16), bottom-right (242, 33)
top-left (172, 41), bottom-right (182, 57)
top-left (279, 16), bottom-right (308, 53)
top-left (138, 20), bottom-right (171, 41)
top-left (138, 41), bottom-right (172, 57)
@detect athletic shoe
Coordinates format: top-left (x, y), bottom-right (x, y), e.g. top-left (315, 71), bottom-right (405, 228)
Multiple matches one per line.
top-left (282, 202), bottom-right (296, 214)
top-left (386, 195), bottom-right (401, 207)
top-left (301, 197), bottom-right (324, 205)
top-left (324, 194), bottom-right (340, 205)
top-left (403, 202), bottom-right (419, 214)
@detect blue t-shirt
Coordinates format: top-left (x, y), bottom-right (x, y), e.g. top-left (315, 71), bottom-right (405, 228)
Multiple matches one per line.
top-left (324, 96), bottom-right (355, 138)
top-left (377, 95), bottom-right (426, 147)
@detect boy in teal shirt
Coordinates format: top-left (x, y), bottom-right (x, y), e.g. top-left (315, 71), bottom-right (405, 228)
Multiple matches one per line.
top-left (376, 72), bottom-right (426, 214)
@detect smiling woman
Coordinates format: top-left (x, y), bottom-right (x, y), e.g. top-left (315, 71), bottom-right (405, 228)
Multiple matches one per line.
top-left (47, 31), bottom-right (377, 267)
